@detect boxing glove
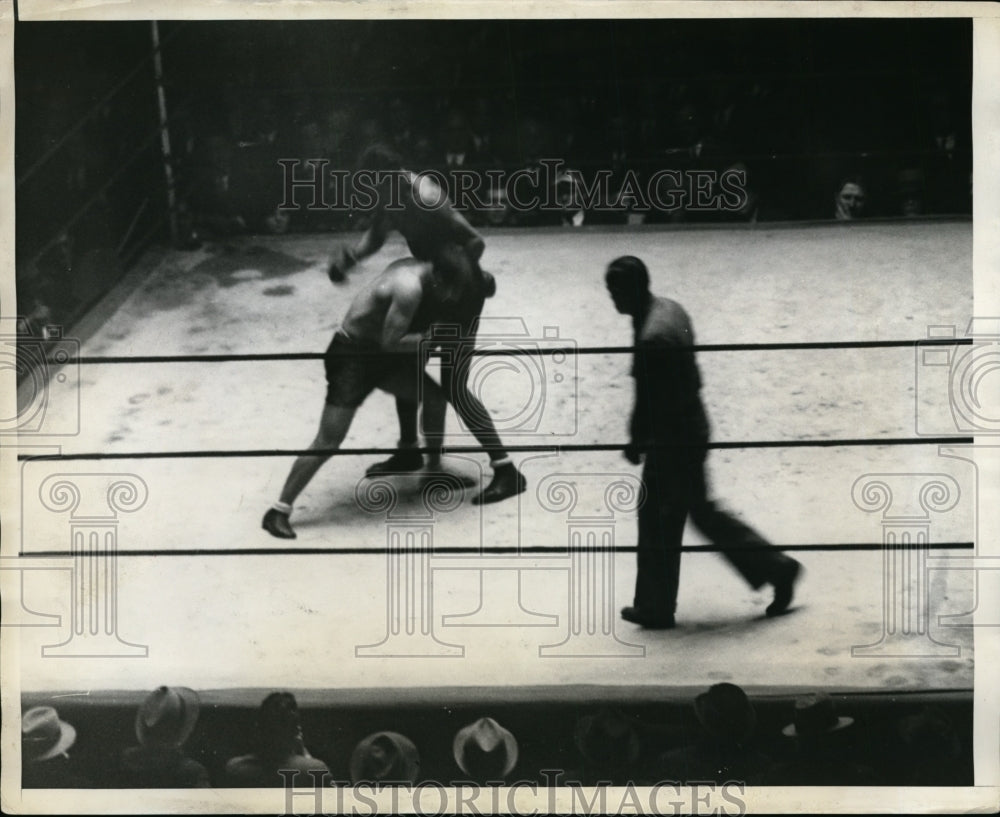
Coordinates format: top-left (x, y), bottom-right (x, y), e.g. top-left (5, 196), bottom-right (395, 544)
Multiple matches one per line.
top-left (328, 245), bottom-right (358, 283)
top-left (480, 269), bottom-right (497, 298)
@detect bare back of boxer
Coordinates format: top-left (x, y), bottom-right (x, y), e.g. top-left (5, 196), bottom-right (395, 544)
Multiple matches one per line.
top-left (340, 257), bottom-right (459, 350)
top-left (329, 145), bottom-right (521, 506)
top-left (261, 257), bottom-right (465, 540)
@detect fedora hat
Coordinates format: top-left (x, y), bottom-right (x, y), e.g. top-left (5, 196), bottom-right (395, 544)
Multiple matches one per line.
top-left (22, 706), bottom-right (76, 762)
top-left (574, 708), bottom-right (640, 767)
top-left (782, 693), bottom-right (854, 738)
top-left (453, 717), bottom-right (518, 779)
top-left (694, 683), bottom-right (757, 743)
top-left (135, 686), bottom-right (201, 747)
top-left (350, 731), bottom-right (420, 784)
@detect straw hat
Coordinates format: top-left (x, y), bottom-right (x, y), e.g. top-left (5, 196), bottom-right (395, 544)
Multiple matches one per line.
top-left (135, 686), bottom-right (201, 747)
top-left (22, 707), bottom-right (76, 762)
top-left (453, 717), bottom-right (518, 779)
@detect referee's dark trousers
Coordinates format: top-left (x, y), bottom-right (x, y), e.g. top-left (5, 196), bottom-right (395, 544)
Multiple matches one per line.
top-left (634, 444), bottom-right (797, 619)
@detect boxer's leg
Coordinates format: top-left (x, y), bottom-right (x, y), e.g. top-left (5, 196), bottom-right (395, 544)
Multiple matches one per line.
top-left (364, 398), bottom-right (424, 476)
top-left (263, 404), bottom-right (358, 539)
top-left (440, 335), bottom-right (526, 504)
top-left (375, 365), bottom-right (476, 487)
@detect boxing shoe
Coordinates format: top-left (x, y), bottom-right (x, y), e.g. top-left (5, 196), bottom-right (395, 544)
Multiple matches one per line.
top-left (766, 558), bottom-right (802, 617)
top-left (620, 606), bottom-right (676, 629)
top-left (365, 449), bottom-right (424, 477)
top-left (472, 463), bottom-right (526, 505)
top-left (420, 464), bottom-right (479, 489)
top-left (262, 508), bottom-right (296, 540)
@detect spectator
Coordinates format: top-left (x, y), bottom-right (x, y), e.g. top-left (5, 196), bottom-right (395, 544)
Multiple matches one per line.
top-left (355, 117), bottom-right (387, 157)
top-left (555, 169), bottom-right (587, 227)
top-left (668, 102), bottom-right (707, 157)
top-left (469, 96), bottom-right (500, 163)
top-left (716, 160), bottom-right (759, 223)
top-left (350, 731), bottom-right (420, 785)
top-left (768, 692), bottom-right (875, 785)
top-left (658, 683), bottom-right (771, 785)
top-left (589, 113), bottom-right (641, 226)
top-left (452, 717), bottom-right (518, 784)
top-left (897, 168), bottom-right (926, 217)
top-left (920, 87), bottom-right (971, 213)
top-left (324, 107), bottom-right (357, 165)
top-left (514, 114), bottom-right (549, 170)
top-left (224, 692), bottom-right (330, 787)
top-left (892, 705), bottom-right (968, 786)
top-left (385, 96), bottom-right (419, 160)
top-left (435, 109), bottom-right (485, 214)
top-left (606, 114), bottom-right (632, 180)
top-left (504, 113), bottom-right (552, 227)
top-left (440, 110), bottom-right (475, 170)
top-left (654, 99), bottom-right (737, 223)
top-left (568, 708), bottom-right (641, 786)
top-left (119, 686), bottom-right (209, 788)
top-left (550, 96), bottom-right (584, 166)
top-left (34, 232), bottom-right (78, 320)
top-left (618, 184), bottom-right (648, 226)
top-left (23, 291), bottom-right (55, 338)
top-left (635, 86), bottom-right (663, 165)
top-left (834, 176), bottom-right (866, 221)
top-left (186, 133), bottom-right (247, 236)
top-left (320, 106), bottom-right (360, 231)
top-left (17, 262), bottom-right (57, 339)
top-left (481, 184), bottom-right (512, 227)
top-left (21, 706), bottom-right (91, 788)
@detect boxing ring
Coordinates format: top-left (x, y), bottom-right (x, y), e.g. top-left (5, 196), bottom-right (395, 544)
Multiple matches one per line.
top-left (6, 220), bottom-right (979, 695)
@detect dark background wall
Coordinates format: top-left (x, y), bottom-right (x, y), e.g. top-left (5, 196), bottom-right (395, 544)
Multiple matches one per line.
top-left (14, 18), bottom-right (972, 335)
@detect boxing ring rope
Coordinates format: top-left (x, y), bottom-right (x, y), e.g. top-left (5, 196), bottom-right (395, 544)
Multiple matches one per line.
top-left (47, 334), bottom-right (974, 365)
top-left (14, 436), bottom-right (974, 463)
top-left (14, 332), bottom-right (977, 658)
top-left (23, 543), bottom-right (973, 559)
top-left (21, 335), bottom-right (973, 460)
top-left (10, 23), bottom-right (977, 661)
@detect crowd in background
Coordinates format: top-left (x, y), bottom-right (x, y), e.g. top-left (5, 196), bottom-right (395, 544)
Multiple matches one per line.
top-left (14, 18), bottom-right (972, 339)
top-left (22, 682), bottom-right (970, 789)
top-left (171, 78), bottom-right (971, 240)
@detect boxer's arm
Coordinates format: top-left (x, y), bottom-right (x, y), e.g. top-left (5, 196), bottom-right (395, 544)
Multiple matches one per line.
top-left (450, 210), bottom-right (485, 263)
top-left (352, 213), bottom-right (389, 260)
top-left (380, 274), bottom-right (425, 353)
top-left (452, 211), bottom-right (485, 262)
top-left (328, 211), bottom-right (390, 283)
top-left (413, 175), bottom-right (485, 262)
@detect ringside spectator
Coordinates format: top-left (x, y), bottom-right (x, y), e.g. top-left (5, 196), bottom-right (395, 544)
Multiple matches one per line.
top-left (658, 683), bottom-right (771, 785)
top-left (350, 731), bottom-right (420, 786)
top-left (892, 705), bottom-right (968, 786)
top-left (834, 176), bottom-right (867, 220)
top-left (224, 692), bottom-right (330, 787)
top-left (567, 708), bottom-right (642, 786)
top-left (119, 686), bottom-right (209, 788)
top-left (452, 717), bottom-right (519, 784)
top-left (21, 706), bottom-right (92, 788)
top-left (768, 692), bottom-right (875, 785)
